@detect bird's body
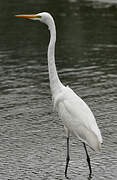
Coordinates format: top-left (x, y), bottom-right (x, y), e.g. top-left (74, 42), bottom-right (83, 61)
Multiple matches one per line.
top-left (16, 12), bottom-right (102, 178)
top-left (54, 85), bottom-right (102, 151)
top-left (45, 12), bottom-right (102, 152)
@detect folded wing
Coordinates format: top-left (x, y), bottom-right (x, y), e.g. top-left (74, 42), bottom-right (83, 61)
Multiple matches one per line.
top-left (54, 86), bottom-right (102, 151)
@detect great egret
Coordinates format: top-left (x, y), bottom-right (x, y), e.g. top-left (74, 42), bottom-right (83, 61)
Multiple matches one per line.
top-left (16, 12), bottom-right (102, 178)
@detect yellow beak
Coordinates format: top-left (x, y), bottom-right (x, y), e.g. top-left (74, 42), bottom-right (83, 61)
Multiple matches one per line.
top-left (15, 14), bottom-right (38, 19)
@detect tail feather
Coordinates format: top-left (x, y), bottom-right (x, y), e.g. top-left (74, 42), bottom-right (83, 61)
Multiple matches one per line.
top-left (74, 125), bottom-right (102, 152)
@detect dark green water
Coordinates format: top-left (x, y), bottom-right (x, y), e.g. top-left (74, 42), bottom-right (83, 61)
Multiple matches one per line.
top-left (0, 0), bottom-right (117, 179)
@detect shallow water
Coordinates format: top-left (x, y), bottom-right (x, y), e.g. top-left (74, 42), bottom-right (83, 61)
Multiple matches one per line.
top-left (0, 0), bottom-right (117, 179)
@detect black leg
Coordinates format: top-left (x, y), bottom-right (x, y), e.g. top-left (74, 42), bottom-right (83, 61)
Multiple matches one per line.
top-left (65, 137), bottom-right (70, 179)
top-left (83, 143), bottom-right (92, 177)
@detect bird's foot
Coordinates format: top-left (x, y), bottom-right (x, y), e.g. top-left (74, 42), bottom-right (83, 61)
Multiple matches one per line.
top-left (65, 175), bottom-right (70, 179)
top-left (65, 172), bottom-right (70, 179)
top-left (88, 173), bottom-right (93, 180)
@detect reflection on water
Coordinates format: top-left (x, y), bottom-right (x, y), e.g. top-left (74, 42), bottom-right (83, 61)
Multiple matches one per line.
top-left (91, 0), bottom-right (117, 4)
top-left (0, 0), bottom-right (117, 179)
top-left (87, 0), bottom-right (117, 9)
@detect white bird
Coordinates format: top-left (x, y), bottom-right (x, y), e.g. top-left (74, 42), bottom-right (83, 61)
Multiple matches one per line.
top-left (16, 12), bottom-right (103, 178)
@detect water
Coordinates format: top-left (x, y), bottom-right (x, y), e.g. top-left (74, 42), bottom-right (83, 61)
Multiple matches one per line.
top-left (0, 0), bottom-right (117, 179)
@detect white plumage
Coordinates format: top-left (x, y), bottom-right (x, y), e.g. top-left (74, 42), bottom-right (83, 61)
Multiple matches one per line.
top-left (54, 85), bottom-right (102, 151)
top-left (16, 12), bottom-right (102, 178)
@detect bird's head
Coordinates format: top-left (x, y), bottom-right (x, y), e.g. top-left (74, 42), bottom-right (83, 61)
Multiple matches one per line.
top-left (15, 12), bottom-right (54, 28)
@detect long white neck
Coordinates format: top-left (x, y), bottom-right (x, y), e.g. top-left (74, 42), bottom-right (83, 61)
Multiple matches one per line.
top-left (47, 17), bottom-right (64, 97)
